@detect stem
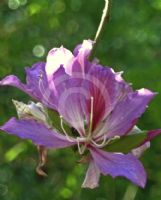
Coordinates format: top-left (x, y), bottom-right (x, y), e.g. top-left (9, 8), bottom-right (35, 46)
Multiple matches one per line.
top-left (89, 0), bottom-right (112, 61)
top-left (122, 184), bottom-right (138, 200)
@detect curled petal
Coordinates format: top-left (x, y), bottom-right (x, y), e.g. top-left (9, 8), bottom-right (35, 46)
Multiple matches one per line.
top-left (90, 147), bottom-right (147, 188)
top-left (0, 118), bottom-right (76, 148)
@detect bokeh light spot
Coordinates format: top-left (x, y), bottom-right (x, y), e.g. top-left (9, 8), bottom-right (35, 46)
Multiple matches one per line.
top-left (152, 0), bottom-right (161, 10)
top-left (0, 184), bottom-right (8, 196)
top-left (28, 3), bottom-right (41, 15)
top-left (33, 45), bottom-right (45, 58)
top-left (53, 0), bottom-right (66, 14)
top-left (49, 17), bottom-right (60, 30)
top-left (19, 0), bottom-right (27, 6)
top-left (8, 0), bottom-right (20, 10)
top-left (60, 188), bottom-right (72, 199)
top-left (66, 20), bottom-right (79, 35)
top-left (70, 0), bottom-right (82, 12)
top-left (135, 30), bottom-right (147, 42)
top-left (66, 175), bottom-right (77, 187)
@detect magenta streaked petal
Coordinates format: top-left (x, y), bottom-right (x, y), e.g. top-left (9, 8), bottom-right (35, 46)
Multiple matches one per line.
top-left (82, 158), bottom-right (101, 189)
top-left (0, 118), bottom-right (76, 148)
top-left (90, 147), bottom-right (147, 188)
top-left (84, 65), bottom-right (132, 131)
top-left (99, 89), bottom-right (156, 139)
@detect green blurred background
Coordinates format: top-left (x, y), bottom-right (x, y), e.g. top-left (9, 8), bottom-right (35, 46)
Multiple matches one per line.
top-left (0, 0), bottom-right (161, 199)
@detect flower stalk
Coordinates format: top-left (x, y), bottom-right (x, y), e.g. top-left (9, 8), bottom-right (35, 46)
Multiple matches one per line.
top-left (89, 0), bottom-right (112, 61)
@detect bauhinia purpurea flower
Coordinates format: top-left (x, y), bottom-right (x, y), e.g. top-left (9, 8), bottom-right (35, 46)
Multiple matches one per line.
top-left (0, 40), bottom-right (161, 189)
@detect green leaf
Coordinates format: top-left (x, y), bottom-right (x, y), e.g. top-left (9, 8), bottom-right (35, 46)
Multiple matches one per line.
top-left (104, 131), bottom-right (147, 154)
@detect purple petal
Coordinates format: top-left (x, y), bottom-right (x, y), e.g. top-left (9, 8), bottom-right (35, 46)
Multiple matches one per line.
top-left (90, 147), bottom-right (147, 188)
top-left (58, 92), bottom-right (87, 136)
top-left (82, 158), bottom-right (101, 189)
top-left (85, 65), bottom-right (131, 131)
top-left (57, 81), bottom-right (89, 135)
top-left (25, 62), bottom-right (57, 109)
top-left (71, 40), bottom-right (94, 74)
top-left (98, 89), bottom-right (156, 139)
top-left (0, 75), bottom-right (31, 94)
top-left (51, 66), bottom-right (90, 135)
top-left (0, 118), bottom-right (76, 148)
top-left (73, 39), bottom-right (93, 58)
top-left (0, 62), bottom-right (57, 110)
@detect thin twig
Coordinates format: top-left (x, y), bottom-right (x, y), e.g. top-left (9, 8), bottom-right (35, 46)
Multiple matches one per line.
top-left (89, 0), bottom-right (112, 61)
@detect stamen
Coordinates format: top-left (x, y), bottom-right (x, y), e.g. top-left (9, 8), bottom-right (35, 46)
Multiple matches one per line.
top-left (60, 115), bottom-right (74, 142)
top-left (88, 96), bottom-right (94, 138)
top-left (77, 137), bottom-right (87, 155)
top-left (103, 135), bottom-right (120, 147)
top-left (91, 135), bottom-right (120, 148)
top-left (91, 134), bottom-right (107, 148)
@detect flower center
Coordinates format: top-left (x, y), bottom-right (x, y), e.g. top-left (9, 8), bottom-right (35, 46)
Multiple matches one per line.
top-left (59, 96), bottom-right (120, 155)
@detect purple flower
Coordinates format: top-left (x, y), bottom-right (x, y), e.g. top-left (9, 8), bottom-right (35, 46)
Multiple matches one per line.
top-left (0, 40), bottom-right (161, 189)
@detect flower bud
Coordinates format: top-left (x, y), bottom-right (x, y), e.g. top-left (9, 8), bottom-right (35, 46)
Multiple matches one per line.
top-left (12, 100), bottom-right (51, 127)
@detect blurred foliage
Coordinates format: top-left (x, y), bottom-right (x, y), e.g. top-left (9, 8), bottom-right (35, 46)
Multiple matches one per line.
top-left (0, 0), bottom-right (161, 199)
